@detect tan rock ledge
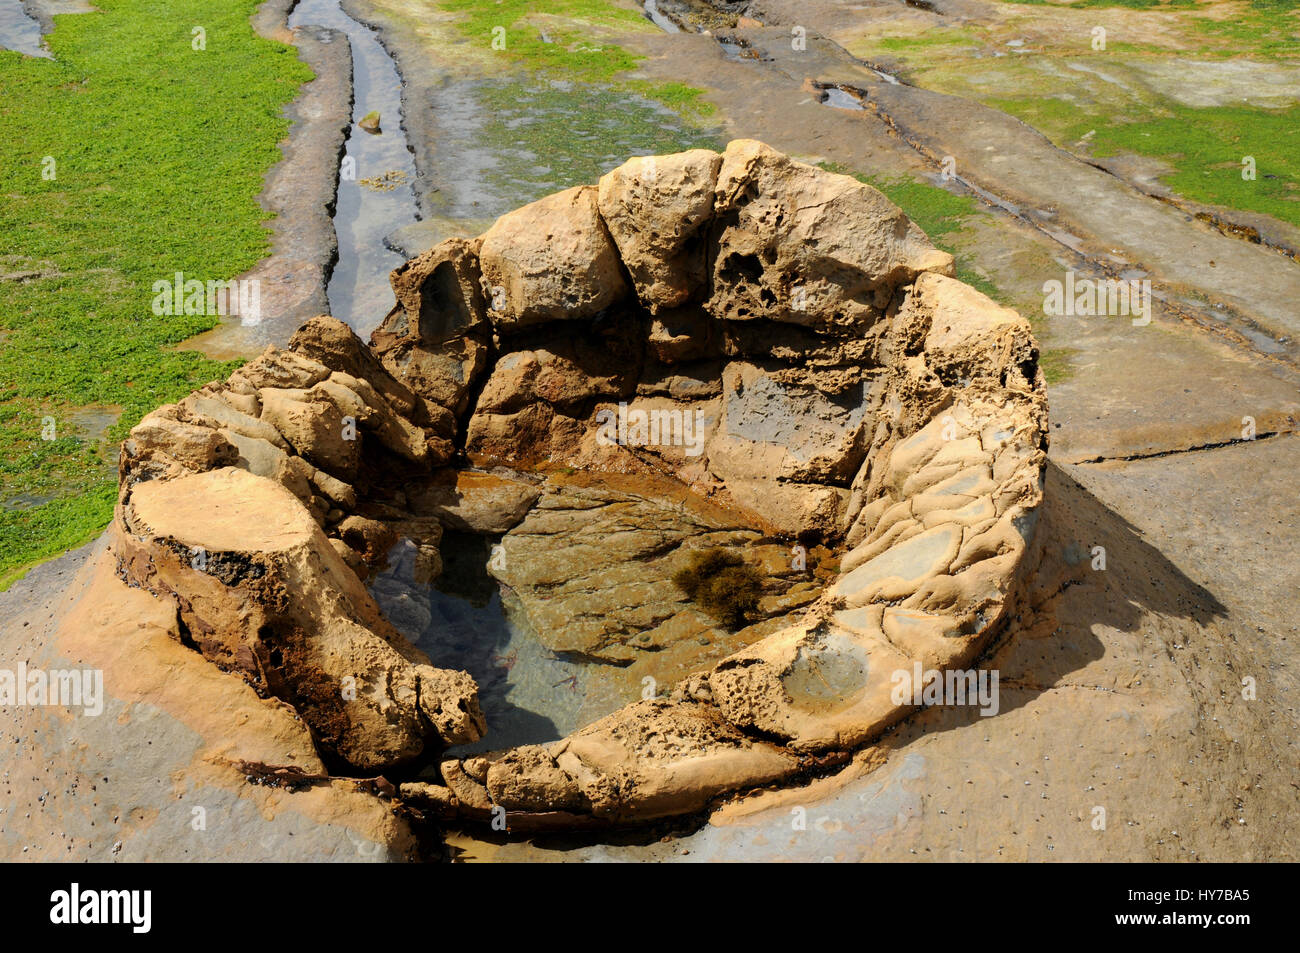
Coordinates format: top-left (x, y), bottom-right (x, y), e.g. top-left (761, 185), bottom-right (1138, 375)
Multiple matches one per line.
top-left (102, 140), bottom-right (1048, 831)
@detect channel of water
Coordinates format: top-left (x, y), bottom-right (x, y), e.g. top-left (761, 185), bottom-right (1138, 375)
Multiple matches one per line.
top-left (290, 0), bottom-right (418, 335)
top-left (0, 0), bottom-right (51, 58)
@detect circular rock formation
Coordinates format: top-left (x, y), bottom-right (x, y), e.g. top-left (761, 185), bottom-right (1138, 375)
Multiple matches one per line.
top-left (114, 140), bottom-right (1048, 829)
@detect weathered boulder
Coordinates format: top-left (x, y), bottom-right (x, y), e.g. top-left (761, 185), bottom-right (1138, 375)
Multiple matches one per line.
top-left (707, 139), bottom-right (954, 331)
top-left (113, 467), bottom-right (485, 770)
top-left (473, 347), bottom-right (630, 416)
top-left (123, 410), bottom-right (240, 475)
top-left (407, 469), bottom-right (542, 534)
top-left (598, 149), bottom-right (722, 313)
top-left (259, 385), bottom-right (362, 479)
top-left (704, 360), bottom-right (875, 485)
top-left (229, 345), bottom-right (331, 391)
top-left (463, 313), bottom-right (645, 462)
top-left (478, 186), bottom-right (629, 329)
top-left (291, 315), bottom-right (458, 449)
top-left (646, 305), bottom-right (718, 363)
top-left (370, 238), bottom-right (492, 417)
top-left (482, 699), bottom-right (800, 822)
top-left (179, 390), bottom-right (289, 450)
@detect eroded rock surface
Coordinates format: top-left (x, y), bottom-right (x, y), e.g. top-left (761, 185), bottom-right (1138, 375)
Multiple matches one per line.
top-left (117, 317), bottom-right (484, 772)
top-left (99, 141), bottom-right (1046, 831)
top-left (490, 475), bottom-right (823, 665)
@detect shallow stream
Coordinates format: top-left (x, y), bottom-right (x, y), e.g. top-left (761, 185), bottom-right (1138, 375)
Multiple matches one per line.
top-left (0, 1), bottom-right (51, 58)
top-left (290, 0), bottom-right (419, 334)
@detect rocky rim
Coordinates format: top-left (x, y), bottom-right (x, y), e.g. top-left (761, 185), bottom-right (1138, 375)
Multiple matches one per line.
top-left (102, 140), bottom-right (1048, 830)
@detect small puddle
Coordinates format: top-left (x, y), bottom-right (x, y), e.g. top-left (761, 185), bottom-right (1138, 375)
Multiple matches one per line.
top-left (717, 35), bottom-right (769, 62)
top-left (643, 0), bottom-right (680, 33)
top-left (867, 65), bottom-right (902, 86)
top-left (1040, 226), bottom-right (1087, 254)
top-left (289, 0), bottom-right (419, 335)
top-left (822, 87), bottom-right (867, 111)
top-left (1225, 319), bottom-right (1286, 354)
top-left (0, 0), bottom-right (51, 57)
top-left (370, 533), bottom-right (587, 754)
top-left (945, 172), bottom-right (1023, 217)
top-left (782, 629), bottom-right (870, 713)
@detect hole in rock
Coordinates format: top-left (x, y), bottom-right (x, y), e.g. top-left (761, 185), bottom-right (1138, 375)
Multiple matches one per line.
top-left (368, 473), bottom-right (837, 760)
top-left (112, 142), bottom-right (1049, 827)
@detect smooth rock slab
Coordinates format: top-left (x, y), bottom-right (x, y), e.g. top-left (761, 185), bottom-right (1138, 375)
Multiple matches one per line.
top-left (835, 523), bottom-right (964, 606)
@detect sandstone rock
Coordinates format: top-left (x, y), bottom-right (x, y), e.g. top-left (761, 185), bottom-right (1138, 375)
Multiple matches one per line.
top-left (114, 467), bottom-right (483, 770)
top-left (388, 237), bottom-right (490, 339)
top-left (320, 371), bottom-right (431, 464)
top-left (646, 304), bottom-right (718, 363)
top-left (220, 428), bottom-right (313, 503)
top-left (259, 386), bottom-right (361, 479)
top-left (597, 149), bottom-right (721, 312)
top-left (1, 540), bottom-right (422, 861)
top-left (407, 469), bottom-right (542, 534)
top-left (290, 314), bottom-right (456, 439)
top-left (306, 463), bottom-right (357, 509)
top-left (231, 346), bottom-right (331, 391)
top-left (473, 347), bottom-right (629, 416)
top-left (124, 411), bottom-right (239, 474)
top-left (707, 139), bottom-right (954, 331)
top-left (835, 522), bottom-right (964, 605)
top-left (398, 781), bottom-right (455, 815)
top-left (465, 403), bottom-right (584, 465)
top-left (214, 387), bottom-right (261, 418)
top-left (329, 536), bottom-right (369, 579)
top-left (463, 313), bottom-right (645, 460)
top-left (336, 514), bottom-right (399, 564)
top-left (723, 478), bottom-right (848, 537)
top-left (704, 360), bottom-right (873, 484)
top-left (907, 271), bottom-right (1042, 390)
top-left (180, 391), bottom-right (289, 450)
top-left (441, 758), bottom-right (493, 815)
top-left (637, 358), bottom-right (725, 400)
top-left (707, 618), bottom-right (915, 751)
top-left (478, 186), bottom-right (628, 329)
top-left (481, 699), bottom-right (800, 821)
top-left (372, 238), bottom-right (491, 416)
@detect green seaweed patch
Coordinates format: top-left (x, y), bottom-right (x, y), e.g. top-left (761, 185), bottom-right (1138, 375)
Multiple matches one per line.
top-left (672, 547), bottom-right (763, 629)
top-left (438, 0), bottom-right (650, 83)
top-left (875, 29), bottom-right (981, 53)
top-left (437, 0), bottom-right (715, 122)
top-left (475, 79), bottom-right (721, 207)
top-left (626, 80), bottom-right (717, 119)
top-left (0, 480), bottom-right (117, 591)
top-left (987, 98), bottom-right (1300, 231)
top-left (1193, 0), bottom-right (1300, 58)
